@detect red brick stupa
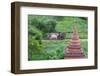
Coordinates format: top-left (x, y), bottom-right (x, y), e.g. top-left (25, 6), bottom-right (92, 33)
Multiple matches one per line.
top-left (64, 25), bottom-right (84, 58)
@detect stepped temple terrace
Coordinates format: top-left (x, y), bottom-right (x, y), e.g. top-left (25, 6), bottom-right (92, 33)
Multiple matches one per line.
top-left (64, 25), bottom-right (85, 58)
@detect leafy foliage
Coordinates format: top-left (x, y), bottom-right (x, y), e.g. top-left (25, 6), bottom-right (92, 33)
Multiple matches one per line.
top-left (28, 15), bottom-right (88, 60)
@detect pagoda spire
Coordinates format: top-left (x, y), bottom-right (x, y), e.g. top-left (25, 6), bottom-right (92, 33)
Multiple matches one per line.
top-left (64, 25), bottom-right (84, 58)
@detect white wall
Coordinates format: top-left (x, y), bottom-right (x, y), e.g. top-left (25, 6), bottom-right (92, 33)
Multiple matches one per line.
top-left (0, 0), bottom-right (100, 76)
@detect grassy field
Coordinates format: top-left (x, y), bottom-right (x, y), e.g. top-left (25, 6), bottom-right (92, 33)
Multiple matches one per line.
top-left (29, 39), bottom-right (88, 60)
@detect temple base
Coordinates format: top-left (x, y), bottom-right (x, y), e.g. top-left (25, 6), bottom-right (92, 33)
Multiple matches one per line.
top-left (64, 49), bottom-right (85, 58)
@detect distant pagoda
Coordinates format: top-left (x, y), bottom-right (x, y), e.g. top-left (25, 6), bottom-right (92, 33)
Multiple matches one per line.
top-left (64, 25), bottom-right (84, 58)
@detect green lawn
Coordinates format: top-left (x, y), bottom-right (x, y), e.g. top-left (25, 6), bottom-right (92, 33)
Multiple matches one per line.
top-left (28, 39), bottom-right (88, 60)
